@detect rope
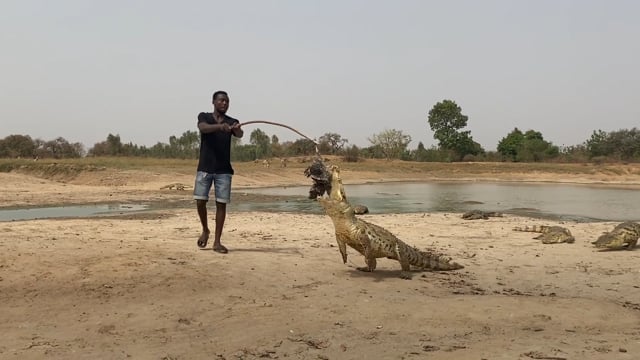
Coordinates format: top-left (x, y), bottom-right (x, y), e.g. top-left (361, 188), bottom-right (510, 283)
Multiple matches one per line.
top-left (239, 120), bottom-right (320, 155)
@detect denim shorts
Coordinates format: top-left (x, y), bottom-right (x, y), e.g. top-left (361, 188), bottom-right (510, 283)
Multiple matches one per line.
top-left (193, 171), bottom-right (232, 203)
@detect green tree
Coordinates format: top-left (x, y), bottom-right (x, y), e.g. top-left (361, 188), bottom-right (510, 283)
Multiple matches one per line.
top-left (413, 142), bottom-right (429, 162)
top-left (0, 134), bottom-right (36, 158)
top-left (38, 137), bottom-right (84, 158)
top-left (270, 135), bottom-right (283, 157)
top-left (497, 128), bottom-right (525, 161)
top-left (497, 128), bottom-right (558, 162)
top-left (231, 144), bottom-right (258, 161)
top-left (520, 130), bottom-right (558, 161)
top-left (231, 135), bottom-right (242, 148)
top-left (168, 130), bottom-right (200, 158)
top-left (360, 144), bottom-right (385, 159)
top-left (367, 129), bottom-right (411, 160)
top-left (342, 144), bottom-right (361, 162)
top-left (428, 99), bottom-right (469, 149)
top-left (106, 134), bottom-right (123, 155)
top-left (585, 130), bottom-right (610, 158)
top-left (148, 142), bottom-right (170, 157)
top-left (318, 133), bottom-right (348, 154)
top-left (249, 128), bottom-right (271, 159)
top-left (427, 99), bottom-right (482, 159)
top-left (586, 128), bottom-right (640, 161)
top-left (609, 128), bottom-right (640, 160)
top-left (285, 138), bottom-right (316, 156)
top-left (89, 133), bottom-right (124, 156)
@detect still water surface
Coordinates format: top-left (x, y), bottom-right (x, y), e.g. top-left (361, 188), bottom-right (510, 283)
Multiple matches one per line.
top-left (238, 182), bottom-right (640, 222)
top-left (1, 182), bottom-right (638, 222)
top-left (0, 204), bottom-right (148, 222)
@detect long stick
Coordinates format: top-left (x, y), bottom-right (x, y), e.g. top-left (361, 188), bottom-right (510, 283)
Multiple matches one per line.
top-left (239, 120), bottom-right (318, 145)
top-left (239, 120), bottom-right (320, 156)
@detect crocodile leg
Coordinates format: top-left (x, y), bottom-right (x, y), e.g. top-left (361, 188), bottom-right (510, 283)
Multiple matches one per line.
top-left (357, 234), bottom-right (377, 272)
top-left (335, 234), bottom-right (348, 263)
top-left (358, 252), bottom-right (377, 273)
top-left (626, 237), bottom-right (638, 250)
top-left (396, 243), bottom-right (413, 280)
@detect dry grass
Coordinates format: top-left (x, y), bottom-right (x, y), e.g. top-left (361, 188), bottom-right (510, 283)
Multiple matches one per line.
top-left (0, 157), bottom-right (197, 180)
top-left (2, 156), bottom-right (640, 184)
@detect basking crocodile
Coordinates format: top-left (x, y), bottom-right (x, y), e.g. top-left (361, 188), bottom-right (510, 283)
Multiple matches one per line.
top-left (160, 182), bottom-right (191, 191)
top-left (461, 210), bottom-right (503, 220)
top-left (353, 205), bottom-right (369, 215)
top-left (592, 221), bottom-right (640, 250)
top-left (512, 225), bottom-right (575, 244)
top-left (306, 161), bottom-right (463, 279)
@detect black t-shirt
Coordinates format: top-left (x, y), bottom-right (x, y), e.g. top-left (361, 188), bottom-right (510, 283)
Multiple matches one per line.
top-left (196, 112), bottom-right (240, 174)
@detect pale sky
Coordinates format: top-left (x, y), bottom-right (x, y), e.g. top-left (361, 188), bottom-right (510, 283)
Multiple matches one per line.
top-left (1, 0), bottom-right (639, 151)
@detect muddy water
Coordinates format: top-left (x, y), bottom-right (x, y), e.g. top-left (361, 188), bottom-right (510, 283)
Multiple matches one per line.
top-left (0, 204), bottom-right (149, 222)
top-left (2, 182), bottom-right (638, 222)
top-left (239, 182), bottom-right (640, 222)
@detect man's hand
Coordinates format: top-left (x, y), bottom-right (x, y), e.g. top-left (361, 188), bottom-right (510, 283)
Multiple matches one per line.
top-left (231, 123), bottom-right (243, 138)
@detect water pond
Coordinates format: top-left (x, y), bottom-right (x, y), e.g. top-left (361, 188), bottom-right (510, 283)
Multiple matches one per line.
top-left (238, 182), bottom-right (640, 222)
top-left (0, 204), bottom-right (149, 222)
top-left (1, 182), bottom-right (638, 222)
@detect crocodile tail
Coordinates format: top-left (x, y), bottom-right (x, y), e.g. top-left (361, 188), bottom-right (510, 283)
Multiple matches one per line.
top-left (406, 245), bottom-right (464, 271)
top-left (512, 225), bottom-right (547, 233)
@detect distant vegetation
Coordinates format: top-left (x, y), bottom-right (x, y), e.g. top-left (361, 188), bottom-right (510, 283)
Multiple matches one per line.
top-left (1, 99), bottom-right (639, 163)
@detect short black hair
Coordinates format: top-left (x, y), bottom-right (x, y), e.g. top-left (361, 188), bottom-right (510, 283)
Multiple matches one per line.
top-left (212, 90), bottom-right (228, 102)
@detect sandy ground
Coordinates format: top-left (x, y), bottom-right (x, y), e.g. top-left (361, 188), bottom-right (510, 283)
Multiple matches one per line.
top-left (1, 164), bottom-right (640, 359)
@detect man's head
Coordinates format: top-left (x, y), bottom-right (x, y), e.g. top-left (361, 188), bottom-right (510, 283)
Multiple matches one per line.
top-left (212, 91), bottom-right (229, 114)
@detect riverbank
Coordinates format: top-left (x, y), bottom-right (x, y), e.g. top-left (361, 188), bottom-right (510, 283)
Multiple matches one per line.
top-left (1, 159), bottom-right (639, 359)
top-left (2, 157), bottom-right (640, 208)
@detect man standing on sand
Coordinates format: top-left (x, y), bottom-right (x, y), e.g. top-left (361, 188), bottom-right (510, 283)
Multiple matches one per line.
top-left (193, 91), bottom-right (243, 253)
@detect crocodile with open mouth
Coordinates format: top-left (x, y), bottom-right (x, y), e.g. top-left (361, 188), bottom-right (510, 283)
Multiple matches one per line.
top-left (305, 159), bottom-right (463, 279)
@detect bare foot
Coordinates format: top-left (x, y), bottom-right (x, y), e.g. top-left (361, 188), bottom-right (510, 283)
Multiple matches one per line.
top-left (197, 230), bottom-right (210, 248)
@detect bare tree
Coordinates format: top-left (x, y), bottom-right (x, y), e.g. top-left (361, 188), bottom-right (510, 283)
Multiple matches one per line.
top-left (368, 129), bottom-right (411, 160)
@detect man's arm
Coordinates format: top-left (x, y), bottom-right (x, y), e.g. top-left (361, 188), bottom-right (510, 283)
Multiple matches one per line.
top-left (198, 122), bottom-right (228, 134)
top-left (196, 113), bottom-right (243, 136)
